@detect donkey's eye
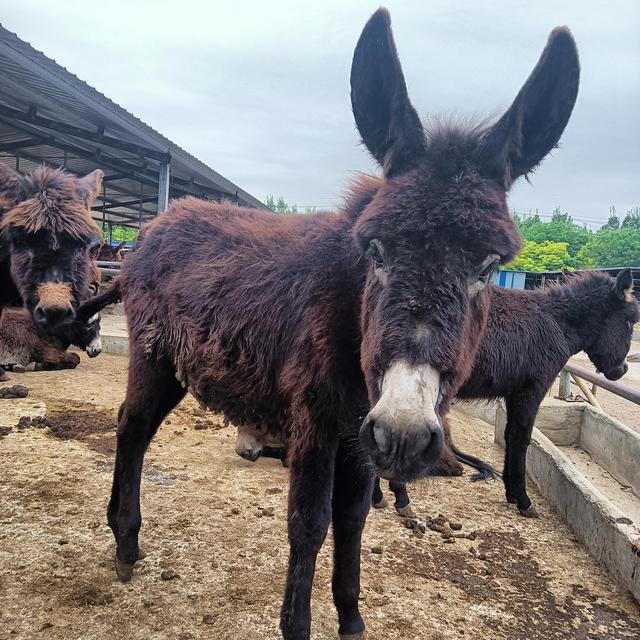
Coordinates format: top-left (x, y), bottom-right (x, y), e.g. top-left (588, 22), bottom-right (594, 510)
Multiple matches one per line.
top-left (367, 239), bottom-right (386, 271)
top-left (478, 256), bottom-right (499, 284)
top-left (468, 254), bottom-right (500, 296)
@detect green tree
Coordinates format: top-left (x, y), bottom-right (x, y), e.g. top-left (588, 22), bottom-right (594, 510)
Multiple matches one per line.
top-left (98, 224), bottom-right (138, 242)
top-left (621, 207), bottom-right (640, 230)
top-left (505, 240), bottom-right (573, 272)
top-left (577, 229), bottom-right (640, 268)
top-left (601, 207), bottom-right (620, 230)
top-left (265, 195), bottom-right (299, 215)
top-left (516, 207), bottom-right (590, 263)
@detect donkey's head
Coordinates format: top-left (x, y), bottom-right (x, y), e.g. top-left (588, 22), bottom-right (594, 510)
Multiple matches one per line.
top-left (586, 269), bottom-right (639, 381)
top-left (352, 9), bottom-right (579, 481)
top-left (0, 165), bottom-right (103, 329)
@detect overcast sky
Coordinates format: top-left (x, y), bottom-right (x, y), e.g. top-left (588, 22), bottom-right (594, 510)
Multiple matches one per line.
top-left (1, 0), bottom-right (638, 226)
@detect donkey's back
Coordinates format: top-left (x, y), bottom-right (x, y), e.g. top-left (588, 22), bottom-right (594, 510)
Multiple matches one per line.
top-left (121, 197), bottom-right (362, 428)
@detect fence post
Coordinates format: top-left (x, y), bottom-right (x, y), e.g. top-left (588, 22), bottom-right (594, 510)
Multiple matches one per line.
top-left (558, 369), bottom-right (571, 399)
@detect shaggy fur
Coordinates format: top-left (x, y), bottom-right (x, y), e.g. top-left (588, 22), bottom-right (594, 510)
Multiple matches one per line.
top-left (105, 9), bottom-right (579, 640)
top-left (375, 270), bottom-right (639, 517)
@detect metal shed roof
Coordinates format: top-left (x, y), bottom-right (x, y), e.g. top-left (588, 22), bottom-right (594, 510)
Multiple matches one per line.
top-left (0, 23), bottom-right (267, 228)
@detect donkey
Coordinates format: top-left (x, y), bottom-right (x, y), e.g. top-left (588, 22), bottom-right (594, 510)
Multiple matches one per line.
top-left (0, 164), bottom-right (103, 326)
top-left (0, 307), bottom-right (102, 370)
top-left (0, 256), bottom-right (104, 371)
top-left (96, 240), bottom-right (126, 262)
top-left (373, 269), bottom-right (639, 519)
top-left (106, 9), bottom-right (577, 639)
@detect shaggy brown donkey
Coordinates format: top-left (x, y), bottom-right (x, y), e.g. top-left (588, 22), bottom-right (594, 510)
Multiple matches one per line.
top-left (96, 240), bottom-right (126, 262)
top-left (0, 164), bottom-right (103, 325)
top-left (373, 269), bottom-right (639, 518)
top-left (107, 9), bottom-right (578, 639)
top-left (0, 254), bottom-right (103, 370)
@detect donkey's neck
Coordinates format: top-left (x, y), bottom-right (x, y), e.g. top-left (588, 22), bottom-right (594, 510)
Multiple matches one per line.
top-left (545, 279), bottom-right (611, 355)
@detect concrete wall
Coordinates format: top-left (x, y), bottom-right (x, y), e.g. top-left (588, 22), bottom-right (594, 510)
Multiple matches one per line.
top-left (580, 406), bottom-right (640, 499)
top-left (525, 428), bottom-right (640, 604)
top-left (494, 397), bottom-right (583, 447)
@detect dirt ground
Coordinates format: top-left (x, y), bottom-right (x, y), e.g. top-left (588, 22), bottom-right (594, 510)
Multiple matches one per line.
top-left (1, 353), bottom-right (640, 640)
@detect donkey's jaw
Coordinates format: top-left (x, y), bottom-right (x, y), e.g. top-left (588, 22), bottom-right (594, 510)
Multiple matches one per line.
top-left (360, 360), bottom-right (443, 482)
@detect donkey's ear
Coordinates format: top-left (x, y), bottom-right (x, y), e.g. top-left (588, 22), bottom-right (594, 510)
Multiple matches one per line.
top-left (478, 27), bottom-right (580, 186)
top-left (615, 268), bottom-right (634, 302)
top-left (116, 241), bottom-right (126, 251)
top-left (77, 169), bottom-right (104, 206)
top-left (89, 242), bottom-right (102, 258)
top-left (0, 163), bottom-right (26, 213)
top-left (350, 8), bottom-right (426, 176)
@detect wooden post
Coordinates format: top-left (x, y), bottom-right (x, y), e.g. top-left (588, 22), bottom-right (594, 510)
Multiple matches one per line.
top-left (571, 373), bottom-right (602, 410)
top-left (157, 161), bottom-right (170, 213)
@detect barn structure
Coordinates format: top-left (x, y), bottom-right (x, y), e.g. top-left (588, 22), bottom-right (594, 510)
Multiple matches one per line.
top-left (0, 23), bottom-right (266, 241)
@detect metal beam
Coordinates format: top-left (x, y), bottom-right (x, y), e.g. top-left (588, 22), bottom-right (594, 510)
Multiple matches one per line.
top-left (0, 137), bottom-right (45, 151)
top-left (97, 196), bottom-right (157, 213)
top-left (157, 162), bottom-right (170, 213)
top-left (0, 104), bottom-right (170, 162)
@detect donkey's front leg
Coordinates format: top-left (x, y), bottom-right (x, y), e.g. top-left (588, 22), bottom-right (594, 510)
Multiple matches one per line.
top-left (280, 434), bottom-right (338, 640)
top-left (504, 390), bottom-right (544, 518)
top-left (331, 444), bottom-right (373, 639)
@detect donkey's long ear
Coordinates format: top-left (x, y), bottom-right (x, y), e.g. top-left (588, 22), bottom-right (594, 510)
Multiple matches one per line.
top-left (478, 27), bottom-right (580, 187)
top-left (351, 8), bottom-right (426, 176)
top-left (615, 268), bottom-right (634, 302)
top-left (0, 163), bottom-right (26, 213)
top-left (77, 169), bottom-right (104, 207)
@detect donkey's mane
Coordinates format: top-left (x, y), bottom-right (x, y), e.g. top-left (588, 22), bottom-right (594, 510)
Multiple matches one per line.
top-left (544, 270), bottom-right (618, 302)
top-left (0, 167), bottom-right (101, 244)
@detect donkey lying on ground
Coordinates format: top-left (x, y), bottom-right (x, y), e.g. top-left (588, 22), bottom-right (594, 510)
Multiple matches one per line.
top-left (105, 9), bottom-right (578, 639)
top-left (373, 269), bottom-right (638, 518)
top-left (0, 307), bottom-right (102, 369)
top-left (0, 164), bottom-right (103, 378)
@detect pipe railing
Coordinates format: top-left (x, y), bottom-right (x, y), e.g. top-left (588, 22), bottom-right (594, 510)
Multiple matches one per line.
top-left (558, 362), bottom-right (640, 407)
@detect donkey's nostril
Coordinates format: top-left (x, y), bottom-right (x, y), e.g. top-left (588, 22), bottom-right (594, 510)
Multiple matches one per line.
top-left (373, 423), bottom-right (391, 454)
top-left (421, 425), bottom-right (443, 465)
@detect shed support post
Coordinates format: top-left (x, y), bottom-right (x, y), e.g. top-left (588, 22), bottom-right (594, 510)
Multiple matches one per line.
top-left (157, 161), bottom-right (170, 213)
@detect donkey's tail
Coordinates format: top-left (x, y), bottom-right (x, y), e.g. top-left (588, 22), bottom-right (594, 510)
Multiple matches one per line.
top-left (450, 443), bottom-right (500, 481)
top-left (76, 278), bottom-right (122, 321)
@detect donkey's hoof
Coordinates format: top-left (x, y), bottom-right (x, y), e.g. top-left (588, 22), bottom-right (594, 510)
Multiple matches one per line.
top-left (339, 632), bottom-right (367, 639)
top-left (115, 556), bottom-right (135, 582)
top-left (372, 496), bottom-right (388, 509)
top-left (137, 547), bottom-right (147, 560)
top-left (395, 504), bottom-right (414, 518)
top-left (518, 505), bottom-right (539, 518)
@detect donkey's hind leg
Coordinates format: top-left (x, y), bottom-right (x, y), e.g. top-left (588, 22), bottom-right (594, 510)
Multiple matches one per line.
top-left (108, 352), bottom-right (185, 582)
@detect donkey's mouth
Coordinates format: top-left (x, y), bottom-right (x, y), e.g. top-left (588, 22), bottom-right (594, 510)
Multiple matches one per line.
top-left (360, 416), bottom-right (444, 482)
top-left (362, 359), bottom-right (444, 481)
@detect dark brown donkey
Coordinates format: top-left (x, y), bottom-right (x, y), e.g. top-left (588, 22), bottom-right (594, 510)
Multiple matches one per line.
top-left (96, 240), bottom-right (126, 262)
top-left (373, 269), bottom-right (639, 518)
top-left (0, 164), bottom-right (103, 325)
top-left (107, 9), bottom-right (578, 639)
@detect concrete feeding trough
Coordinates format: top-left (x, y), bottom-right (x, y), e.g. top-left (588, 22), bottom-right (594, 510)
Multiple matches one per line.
top-left (459, 396), bottom-right (640, 603)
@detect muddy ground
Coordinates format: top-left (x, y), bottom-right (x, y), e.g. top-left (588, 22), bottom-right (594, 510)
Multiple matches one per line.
top-left (1, 353), bottom-right (639, 640)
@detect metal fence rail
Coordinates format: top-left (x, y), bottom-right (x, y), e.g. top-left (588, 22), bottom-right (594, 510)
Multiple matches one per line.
top-left (559, 362), bottom-right (640, 407)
